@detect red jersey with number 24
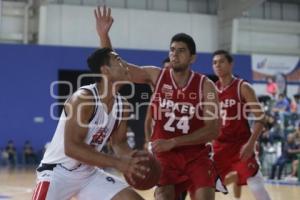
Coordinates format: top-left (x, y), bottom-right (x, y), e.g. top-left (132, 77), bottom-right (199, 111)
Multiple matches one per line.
top-left (150, 68), bottom-right (207, 151)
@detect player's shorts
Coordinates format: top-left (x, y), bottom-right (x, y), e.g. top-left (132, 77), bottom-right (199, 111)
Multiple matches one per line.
top-left (213, 140), bottom-right (260, 186)
top-left (156, 146), bottom-right (217, 196)
top-left (32, 164), bottom-right (127, 200)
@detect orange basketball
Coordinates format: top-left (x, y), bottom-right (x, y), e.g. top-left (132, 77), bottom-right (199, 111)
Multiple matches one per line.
top-left (124, 151), bottom-right (161, 190)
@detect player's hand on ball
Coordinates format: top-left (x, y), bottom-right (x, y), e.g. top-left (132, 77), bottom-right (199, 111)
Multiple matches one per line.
top-left (124, 151), bottom-right (161, 190)
top-left (118, 150), bottom-right (150, 184)
top-left (151, 138), bottom-right (176, 153)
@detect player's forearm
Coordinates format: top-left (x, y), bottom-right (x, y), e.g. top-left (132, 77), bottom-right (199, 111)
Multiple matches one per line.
top-left (173, 120), bottom-right (219, 147)
top-left (99, 33), bottom-right (113, 49)
top-left (65, 142), bottom-right (121, 169)
top-left (112, 141), bottom-right (133, 157)
top-left (248, 121), bottom-right (264, 145)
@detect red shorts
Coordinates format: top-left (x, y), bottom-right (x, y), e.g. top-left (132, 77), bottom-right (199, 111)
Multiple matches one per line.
top-left (213, 140), bottom-right (259, 186)
top-left (155, 146), bottom-right (216, 196)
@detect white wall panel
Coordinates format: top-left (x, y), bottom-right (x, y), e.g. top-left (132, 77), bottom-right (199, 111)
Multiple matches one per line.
top-left (152, 0), bottom-right (168, 11)
top-left (283, 3), bottom-right (299, 21)
top-left (38, 4), bottom-right (218, 52)
top-left (127, 0), bottom-right (147, 10)
top-left (236, 18), bottom-right (300, 55)
top-left (270, 2), bottom-right (281, 20)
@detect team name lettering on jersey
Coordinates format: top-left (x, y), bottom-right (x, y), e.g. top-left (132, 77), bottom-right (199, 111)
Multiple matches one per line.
top-left (159, 98), bottom-right (196, 116)
top-left (220, 99), bottom-right (236, 108)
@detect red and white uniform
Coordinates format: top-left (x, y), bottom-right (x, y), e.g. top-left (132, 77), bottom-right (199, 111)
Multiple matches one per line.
top-left (150, 68), bottom-right (217, 196)
top-left (32, 84), bottom-right (127, 200)
top-left (213, 78), bottom-right (259, 185)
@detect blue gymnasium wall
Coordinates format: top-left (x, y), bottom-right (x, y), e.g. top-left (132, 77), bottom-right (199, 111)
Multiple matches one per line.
top-left (0, 44), bottom-right (251, 151)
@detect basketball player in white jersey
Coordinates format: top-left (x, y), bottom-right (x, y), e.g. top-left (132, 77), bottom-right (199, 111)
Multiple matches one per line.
top-left (32, 48), bottom-right (149, 200)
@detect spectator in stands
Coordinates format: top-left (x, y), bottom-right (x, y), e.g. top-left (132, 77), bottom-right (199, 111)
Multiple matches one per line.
top-left (126, 127), bottom-right (136, 149)
top-left (294, 123), bottom-right (300, 145)
top-left (1, 148), bottom-right (9, 166)
top-left (273, 93), bottom-right (290, 128)
top-left (266, 76), bottom-right (278, 98)
top-left (269, 134), bottom-right (300, 180)
top-left (5, 140), bottom-right (17, 167)
top-left (23, 140), bottom-right (37, 165)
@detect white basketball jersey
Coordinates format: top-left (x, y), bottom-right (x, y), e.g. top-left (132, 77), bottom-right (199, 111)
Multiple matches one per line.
top-left (41, 84), bottom-right (123, 170)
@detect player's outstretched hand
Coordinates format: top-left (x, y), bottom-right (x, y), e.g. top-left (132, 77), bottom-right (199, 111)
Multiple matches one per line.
top-left (94, 5), bottom-right (113, 37)
top-left (117, 150), bottom-right (150, 184)
top-left (151, 138), bottom-right (176, 153)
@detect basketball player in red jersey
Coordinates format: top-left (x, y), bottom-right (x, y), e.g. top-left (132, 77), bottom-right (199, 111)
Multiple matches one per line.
top-left (95, 6), bottom-right (220, 200)
top-left (212, 50), bottom-right (271, 200)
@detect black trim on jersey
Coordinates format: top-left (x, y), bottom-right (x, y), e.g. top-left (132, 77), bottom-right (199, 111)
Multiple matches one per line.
top-left (58, 163), bottom-right (82, 172)
top-left (37, 163), bottom-right (57, 172)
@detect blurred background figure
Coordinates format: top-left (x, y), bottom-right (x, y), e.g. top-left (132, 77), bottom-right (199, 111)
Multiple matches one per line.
top-left (266, 76), bottom-right (278, 99)
top-left (127, 127), bottom-right (136, 149)
top-left (4, 140), bottom-right (17, 168)
top-left (23, 140), bottom-right (38, 167)
top-left (269, 134), bottom-right (300, 180)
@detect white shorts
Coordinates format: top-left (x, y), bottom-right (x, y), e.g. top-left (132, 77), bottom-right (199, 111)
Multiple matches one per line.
top-left (32, 164), bottom-right (128, 200)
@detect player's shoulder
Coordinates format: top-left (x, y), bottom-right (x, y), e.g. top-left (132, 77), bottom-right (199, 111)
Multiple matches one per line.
top-left (67, 87), bottom-right (95, 106)
top-left (240, 79), bottom-right (254, 92)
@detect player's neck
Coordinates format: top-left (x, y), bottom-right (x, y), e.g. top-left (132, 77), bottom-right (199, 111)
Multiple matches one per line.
top-left (96, 82), bottom-right (115, 106)
top-left (219, 75), bottom-right (234, 89)
top-left (171, 69), bottom-right (191, 88)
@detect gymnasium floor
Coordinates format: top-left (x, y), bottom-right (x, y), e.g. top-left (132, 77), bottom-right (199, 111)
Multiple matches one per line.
top-left (0, 167), bottom-right (299, 200)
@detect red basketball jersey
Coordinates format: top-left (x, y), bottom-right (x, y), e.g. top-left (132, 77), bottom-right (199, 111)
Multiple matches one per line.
top-left (150, 68), bottom-right (207, 151)
top-left (216, 78), bottom-right (251, 143)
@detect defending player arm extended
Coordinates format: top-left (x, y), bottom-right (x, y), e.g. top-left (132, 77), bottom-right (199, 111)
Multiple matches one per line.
top-left (240, 82), bottom-right (266, 145)
top-left (172, 78), bottom-right (220, 147)
top-left (95, 5), bottom-right (161, 86)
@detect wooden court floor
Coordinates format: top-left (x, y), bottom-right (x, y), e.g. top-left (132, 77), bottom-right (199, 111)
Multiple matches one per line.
top-left (0, 168), bottom-right (299, 200)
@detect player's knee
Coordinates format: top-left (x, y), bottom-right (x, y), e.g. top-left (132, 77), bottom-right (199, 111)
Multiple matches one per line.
top-left (194, 187), bottom-right (215, 200)
top-left (154, 186), bottom-right (175, 200)
top-left (224, 171), bottom-right (238, 185)
top-left (112, 187), bottom-right (143, 200)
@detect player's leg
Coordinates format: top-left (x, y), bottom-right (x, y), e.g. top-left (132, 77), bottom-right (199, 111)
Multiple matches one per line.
top-left (291, 160), bottom-right (299, 177)
top-left (112, 187), bottom-right (144, 200)
top-left (32, 164), bottom-right (78, 200)
top-left (224, 171), bottom-right (238, 185)
top-left (154, 185), bottom-right (176, 200)
top-left (186, 155), bottom-right (217, 200)
top-left (233, 183), bottom-right (242, 200)
top-left (77, 169), bottom-right (142, 200)
top-left (223, 171), bottom-right (241, 199)
top-left (247, 171), bottom-right (271, 200)
top-left (192, 187), bottom-right (215, 200)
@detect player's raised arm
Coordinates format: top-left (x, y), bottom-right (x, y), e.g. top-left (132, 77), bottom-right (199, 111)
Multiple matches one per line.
top-left (94, 5), bottom-right (161, 85)
top-left (239, 82), bottom-right (265, 160)
top-left (94, 5), bottom-right (113, 49)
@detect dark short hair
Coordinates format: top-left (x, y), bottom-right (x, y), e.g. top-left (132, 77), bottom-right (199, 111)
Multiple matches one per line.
top-left (170, 33), bottom-right (196, 55)
top-left (213, 50), bottom-right (233, 63)
top-left (87, 48), bottom-right (112, 82)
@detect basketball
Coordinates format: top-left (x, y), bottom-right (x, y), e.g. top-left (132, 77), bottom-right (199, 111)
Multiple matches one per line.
top-left (124, 151), bottom-right (161, 190)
